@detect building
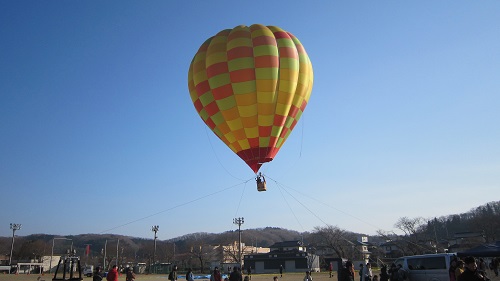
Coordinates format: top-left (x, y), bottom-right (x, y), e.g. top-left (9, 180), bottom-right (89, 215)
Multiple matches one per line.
top-left (379, 240), bottom-right (403, 259)
top-left (219, 242), bottom-right (270, 271)
top-left (355, 236), bottom-right (371, 262)
top-left (243, 240), bottom-right (319, 274)
top-left (448, 232), bottom-right (486, 253)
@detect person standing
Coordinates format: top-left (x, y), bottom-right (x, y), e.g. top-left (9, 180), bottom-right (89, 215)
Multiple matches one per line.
top-left (456, 260), bottom-right (465, 280)
top-left (329, 263), bottom-right (333, 278)
top-left (187, 268), bottom-right (194, 281)
top-left (126, 267), bottom-right (136, 281)
top-left (478, 259), bottom-right (488, 278)
top-left (397, 264), bottom-right (408, 281)
top-left (106, 265), bottom-right (119, 281)
top-left (380, 266), bottom-right (389, 281)
top-left (359, 264), bottom-right (364, 281)
top-left (363, 263), bottom-right (373, 281)
top-left (450, 260), bottom-right (458, 281)
top-left (389, 264), bottom-right (398, 281)
top-left (93, 267), bottom-right (103, 281)
top-left (492, 257), bottom-right (499, 277)
top-left (211, 267), bottom-right (222, 281)
top-left (229, 266), bottom-right (242, 281)
top-left (340, 261), bottom-right (355, 281)
top-left (303, 271), bottom-right (313, 281)
top-left (169, 265), bottom-right (178, 281)
top-left (457, 256), bottom-right (488, 281)
top-left (279, 265), bottom-right (284, 277)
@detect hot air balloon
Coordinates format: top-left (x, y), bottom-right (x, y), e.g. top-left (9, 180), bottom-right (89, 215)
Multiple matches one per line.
top-left (188, 24), bottom-right (313, 175)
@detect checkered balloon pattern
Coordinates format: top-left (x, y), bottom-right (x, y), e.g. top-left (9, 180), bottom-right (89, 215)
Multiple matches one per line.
top-left (188, 24), bottom-right (313, 173)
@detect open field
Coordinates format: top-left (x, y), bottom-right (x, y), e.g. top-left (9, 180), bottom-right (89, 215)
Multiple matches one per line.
top-left (0, 272), bottom-right (335, 281)
top-left (1, 270), bottom-right (499, 281)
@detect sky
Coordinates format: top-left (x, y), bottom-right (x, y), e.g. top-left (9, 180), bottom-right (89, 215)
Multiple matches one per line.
top-left (1, 1), bottom-right (499, 241)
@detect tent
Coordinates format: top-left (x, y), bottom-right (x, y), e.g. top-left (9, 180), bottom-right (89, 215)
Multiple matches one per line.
top-left (457, 241), bottom-right (500, 257)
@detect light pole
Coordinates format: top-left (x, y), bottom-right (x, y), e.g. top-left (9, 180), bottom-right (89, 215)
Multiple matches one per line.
top-left (104, 239), bottom-right (108, 270)
top-left (116, 239), bottom-right (120, 268)
top-left (9, 223), bottom-right (21, 269)
top-left (233, 218), bottom-right (244, 268)
top-left (151, 225), bottom-right (159, 274)
top-left (50, 237), bottom-right (72, 273)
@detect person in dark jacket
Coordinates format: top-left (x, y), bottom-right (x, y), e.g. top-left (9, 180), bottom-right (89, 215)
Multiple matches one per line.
top-left (93, 267), bottom-right (103, 281)
top-left (359, 264), bottom-right (364, 281)
top-left (340, 261), bottom-right (355, 281)
top-left (169, 265), bottom-right (178, 281)
top-left (457, 257), bottom-right (488, 281)
top-left (229, 267), bottom-right (242, 281)
top-left (380, 266), bottom-right (389, 281)
top-left (388, 264), bottom-right (398, 281)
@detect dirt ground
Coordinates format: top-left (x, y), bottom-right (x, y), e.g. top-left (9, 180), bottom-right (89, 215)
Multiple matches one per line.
top-left (0, 271), bottom-right (334, 281)
top-left (1, 270), bottom-right (499, 281)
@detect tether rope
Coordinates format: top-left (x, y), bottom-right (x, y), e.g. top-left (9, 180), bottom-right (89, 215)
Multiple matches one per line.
top-left (275, 179), bottom-right (305, 232)
top-left (99, 178), bottom-right (253, 234)
top-left (267, 175), bottom-right (381, 231)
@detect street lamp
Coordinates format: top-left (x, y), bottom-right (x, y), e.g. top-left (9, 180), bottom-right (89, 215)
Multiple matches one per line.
top-left (50, 237), bottom-right (72, 273)
top-left (233, 218), bottom-right (244, 268)
top-left (151, 225), bottom-right (159, 274)
top-left (104, 239), bottom-right (108, 270)
top-left (9, 223), bottom-right (21, 268)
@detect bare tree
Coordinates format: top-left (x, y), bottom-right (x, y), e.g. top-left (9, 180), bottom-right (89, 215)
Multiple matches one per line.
top-left (395, 217), bottom-right (425, 237)
top-left (310, 225), bottom-right (357, 259)
top-left (394, 217), bottom-right (435, 255)
top-left (17, 240), bottom-right (49, 261)
top-left (221, 241), bottom-right (252, 264)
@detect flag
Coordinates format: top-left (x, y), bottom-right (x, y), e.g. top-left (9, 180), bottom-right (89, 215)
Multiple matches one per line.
top-left (85, 245), bottom-right (90, 256)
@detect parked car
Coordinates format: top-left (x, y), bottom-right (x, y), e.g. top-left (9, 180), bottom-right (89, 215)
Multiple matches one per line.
top-left (83, 265), bottom-right (94, 277)
top-left (393, 253), bottom-right (456, 281)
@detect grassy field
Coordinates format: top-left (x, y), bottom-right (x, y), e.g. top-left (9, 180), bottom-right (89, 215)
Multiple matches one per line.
top-left (0, 272), bottom-right (336, 281)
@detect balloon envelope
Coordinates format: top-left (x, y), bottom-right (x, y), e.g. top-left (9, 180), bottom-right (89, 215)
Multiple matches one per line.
top-left (188, 24), bottom-right (313, 173)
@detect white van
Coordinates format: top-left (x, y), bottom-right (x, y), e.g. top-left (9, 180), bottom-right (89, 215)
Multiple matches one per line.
top-left (393, 253), bottom-right (456, 281)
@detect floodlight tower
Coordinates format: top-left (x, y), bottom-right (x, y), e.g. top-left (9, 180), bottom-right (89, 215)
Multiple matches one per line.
top-left (152, 225), bottom-right (159, 273)
top-left (9, 223), bottom-right (21, 267)
top-left (233, 218), bottom-right (244, 268)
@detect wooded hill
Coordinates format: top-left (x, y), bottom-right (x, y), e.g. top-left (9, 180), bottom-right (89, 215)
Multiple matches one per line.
top-left (1, 201), bottom-right (498, 264)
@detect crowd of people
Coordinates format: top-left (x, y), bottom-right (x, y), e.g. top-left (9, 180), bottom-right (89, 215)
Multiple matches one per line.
top-left (90, 256), bottom-right (499, 281)
top-left (450, 256), bottom-right (499, 281)
top-left (336, 256), bottom-right (499, 281)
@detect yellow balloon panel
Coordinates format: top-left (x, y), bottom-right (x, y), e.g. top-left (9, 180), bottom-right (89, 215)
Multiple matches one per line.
top-left (188, 24), bottom-right (313, 172)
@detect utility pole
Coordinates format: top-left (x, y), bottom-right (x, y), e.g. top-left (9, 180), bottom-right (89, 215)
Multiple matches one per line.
top-left (151, 225), bottom-right (159, 274)
top-left (104, 239), bottom-right (107, 270)
top-left (116, 239), bottom-right (120, 269)
top-left (9, 223), bottom-right (21, 270)
top-left (233, 217), bottom-right (244, 268)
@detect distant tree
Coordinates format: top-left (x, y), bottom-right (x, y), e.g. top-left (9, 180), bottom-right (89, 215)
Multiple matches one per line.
top-left (470, 202), bottom-right (500, 242)
top-left (309, 225), bottom-right (357, 260)
top-left (17, 239), bottom-right (49, 260)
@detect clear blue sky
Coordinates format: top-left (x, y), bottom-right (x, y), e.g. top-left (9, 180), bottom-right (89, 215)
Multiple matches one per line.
top-left (1, 1), bottom-right (499, 240)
